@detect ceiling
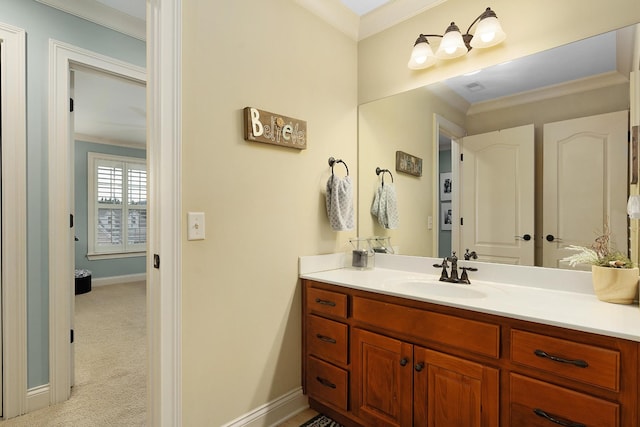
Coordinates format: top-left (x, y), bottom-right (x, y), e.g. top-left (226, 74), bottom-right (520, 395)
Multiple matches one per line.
top-left (39, 0), bottom-right (631, 149)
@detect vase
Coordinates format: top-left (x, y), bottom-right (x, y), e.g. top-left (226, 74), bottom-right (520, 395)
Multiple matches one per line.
top-left (591, 265), bottom-right (639, 304)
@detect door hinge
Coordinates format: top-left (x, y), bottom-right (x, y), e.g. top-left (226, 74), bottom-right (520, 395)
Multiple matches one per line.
top-left (70, 214), bottom-right (74, 228)
top-left (460, 153), bottom-right (464, 161)
top-left (153, 254), bottom-right (160, 269)
top-left (70, 98), bottom-right (74, 113)
top-left (70, 329), bottom-right (74, 343)
top-left (460, 217), bottom-right (464, 226)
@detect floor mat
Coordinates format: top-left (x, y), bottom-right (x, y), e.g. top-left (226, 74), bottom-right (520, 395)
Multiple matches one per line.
top-left (300, 413), bottom-right (345, 427)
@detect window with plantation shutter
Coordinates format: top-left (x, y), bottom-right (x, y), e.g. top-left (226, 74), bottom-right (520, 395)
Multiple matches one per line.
top-left (88, 153), bottom-right (147, 258)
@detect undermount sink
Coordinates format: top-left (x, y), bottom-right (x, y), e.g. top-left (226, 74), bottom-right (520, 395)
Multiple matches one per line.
top-left (388, 279), bottom-right (487, 299)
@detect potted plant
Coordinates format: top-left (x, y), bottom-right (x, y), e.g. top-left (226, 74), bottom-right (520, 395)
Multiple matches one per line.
top-left (562, 227), bottom-right (638, 304)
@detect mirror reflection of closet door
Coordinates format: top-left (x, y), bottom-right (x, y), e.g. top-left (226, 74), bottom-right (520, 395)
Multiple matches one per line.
top-left (459, 124), bottom-right (535, 265)
top-left (542, 111), bottom-right (628, 269)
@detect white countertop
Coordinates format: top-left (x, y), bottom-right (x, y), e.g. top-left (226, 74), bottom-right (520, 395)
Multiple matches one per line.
top-left (299, 253), bottom-right (640, 342)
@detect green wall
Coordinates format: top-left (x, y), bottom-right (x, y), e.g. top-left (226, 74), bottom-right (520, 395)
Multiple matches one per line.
top-left (0, 0), bottom-right (145, 389)
top-left (74, 141), bottom-right (146, 278)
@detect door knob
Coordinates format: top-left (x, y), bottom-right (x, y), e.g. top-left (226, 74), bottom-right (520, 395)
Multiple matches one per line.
top-left (515, 234), bottom-right (532, 241)
top-left (545, 234), bottom-right (563, 242)
top-left (400, 358), bottom-right (409, 367)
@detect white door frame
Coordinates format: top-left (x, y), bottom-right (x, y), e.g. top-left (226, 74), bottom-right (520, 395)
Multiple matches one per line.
top-left (432, 114), bottom-right (465, 256)
top-left (49, 1), bottom-right (182, 424)
top-left (146, 0), bottom-right (183, 424)
top-left (48, 40), bottom-right (146, 402)
top-left (0, 22), bottom-right (27, 419)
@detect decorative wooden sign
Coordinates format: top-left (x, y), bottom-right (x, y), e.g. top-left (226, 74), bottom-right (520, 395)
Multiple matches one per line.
top-left (396, 150), bottom-right (422, 177)
top-left (243, 107), bottom-right (307, 150)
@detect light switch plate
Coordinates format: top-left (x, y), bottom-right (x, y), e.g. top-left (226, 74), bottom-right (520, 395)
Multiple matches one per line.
top-left (427, 216), bottom-right (433, 230)
top-left (187, 212), bottom-right (205, 240)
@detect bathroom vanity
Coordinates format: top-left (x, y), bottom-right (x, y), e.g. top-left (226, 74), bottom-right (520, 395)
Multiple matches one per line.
top-left (300, 254), bottom-right (640, 427)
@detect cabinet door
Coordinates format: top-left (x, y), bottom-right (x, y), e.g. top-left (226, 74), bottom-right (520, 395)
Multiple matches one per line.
top-left (352, 328), bottom-right (413, 427)
top-left (414, 347), bottom-right (499, 427)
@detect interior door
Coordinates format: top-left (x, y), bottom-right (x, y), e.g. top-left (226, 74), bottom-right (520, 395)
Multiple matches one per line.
top-left (459, 124), bottom-right (535, 265)
top-left (542, 111), bottom-right (628, 268)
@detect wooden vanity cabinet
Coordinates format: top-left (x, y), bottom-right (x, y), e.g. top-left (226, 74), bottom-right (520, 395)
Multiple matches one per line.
top-left (351, 328), bottom-right (499, 427)
top-left (302, 279), bottom-right (639, 427)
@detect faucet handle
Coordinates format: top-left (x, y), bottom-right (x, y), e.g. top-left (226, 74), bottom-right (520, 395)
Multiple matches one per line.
top-left (464, 249), bottom-right (478, 260)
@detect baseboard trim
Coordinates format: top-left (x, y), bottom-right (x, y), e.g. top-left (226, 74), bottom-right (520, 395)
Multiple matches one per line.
top-left (92, 273), bottom-right (147, 287)
top-left (26, 384), bottom-right (50, 413)
top-left (221, 387), bottom-right (308, 427)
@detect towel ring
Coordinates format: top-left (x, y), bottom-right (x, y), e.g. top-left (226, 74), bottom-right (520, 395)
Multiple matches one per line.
top-left (376, 167), bottom-right (394, 185)
top-left (328, 157), bottom-right (349, 176)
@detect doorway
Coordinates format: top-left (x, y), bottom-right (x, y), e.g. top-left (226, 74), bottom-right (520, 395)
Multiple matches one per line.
top-left (48, 40), bottom-right (146, 405)
top-left (71, 65), bottom-right (147, 392)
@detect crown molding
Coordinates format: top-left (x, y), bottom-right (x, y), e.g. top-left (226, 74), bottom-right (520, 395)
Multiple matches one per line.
top-left (295, 0), bottom-right (360, 40)
top-left (36, 0), bottom-right (145, 41)
top-left (467, 71), bottom-right (629, 115)
top-left (297, 0), bottom-right (445, 41)
top-left (359, 0), bottom-right (446, 40)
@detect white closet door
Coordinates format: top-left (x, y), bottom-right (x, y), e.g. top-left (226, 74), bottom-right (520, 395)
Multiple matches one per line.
top-left (459, 124), bottom-right (535, 265)
top-left (542, 111), bottom-right (628, 269)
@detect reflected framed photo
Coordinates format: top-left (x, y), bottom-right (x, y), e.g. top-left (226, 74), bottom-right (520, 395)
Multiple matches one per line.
top-left (440, 172), bottom-right (452, 201)
top-left (441, 201), bottom-right (452, 231)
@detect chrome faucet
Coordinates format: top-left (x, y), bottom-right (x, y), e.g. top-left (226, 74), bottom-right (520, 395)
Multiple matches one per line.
top-left (433, 251), bottom-right (477, 284)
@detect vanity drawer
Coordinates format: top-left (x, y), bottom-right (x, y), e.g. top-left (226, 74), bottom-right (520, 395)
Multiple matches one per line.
top-left (306, 286), bottom-right (348, 319)
top-left (306, 356), bottom-right (349, 411)
top-left (510, 373), bottom-right (619, 427)
top-left (352, 296), bottom-right (500, 358)
top-left (511, 330), bottom-right (620, 391)
top-left (307, 315), bottom-right (348, 365)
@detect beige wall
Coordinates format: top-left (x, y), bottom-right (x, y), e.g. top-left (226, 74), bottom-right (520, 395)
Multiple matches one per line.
top-left (181, 1), bottom-right (357, 424)
top-left (358, 0), bottom-right (640, 105)
top-left (180, 0), bottom-right (639, 424)
top-left (358, 88), bottom-right (465, 256)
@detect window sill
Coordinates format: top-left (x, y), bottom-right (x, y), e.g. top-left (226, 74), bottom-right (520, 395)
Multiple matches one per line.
top-left (87, 251), bottom-right (146, 261)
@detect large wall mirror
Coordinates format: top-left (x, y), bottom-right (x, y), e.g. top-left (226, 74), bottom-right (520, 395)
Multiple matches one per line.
top-left (358, 24), bottom-right (638, 268)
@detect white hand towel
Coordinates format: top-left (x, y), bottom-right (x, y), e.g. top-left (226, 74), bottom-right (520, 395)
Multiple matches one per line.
top-left (326, 175), bottom-right (355, 231)
top-left (371, 182), bottom-right (399, 229)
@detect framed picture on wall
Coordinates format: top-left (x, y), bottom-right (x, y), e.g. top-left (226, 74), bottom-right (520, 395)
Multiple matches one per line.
top-left (441, 201), bottom-right (452, 231)
top-left (440, 172), bottom-right (452, 201)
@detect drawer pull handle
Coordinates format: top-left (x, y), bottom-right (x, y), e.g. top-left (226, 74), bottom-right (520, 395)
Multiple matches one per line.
top-left (315, 298), bottom-right (336, 307)
top-left (316, 334), bottom-right (337, 344)
top-left (534, 349), bottom-right (589, 368)
top-left (533, 408), bottom-right (585, 427)
top-left (316, 376), bottom-right (336, 389)
top-left (400, 358), bottom-right (409, 367)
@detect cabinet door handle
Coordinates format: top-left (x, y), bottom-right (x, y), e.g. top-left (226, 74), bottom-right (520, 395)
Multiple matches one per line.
top-left (533, 408), bottom-right (585, 427)
top-left (315, 298), bottom-right (336, 307)
top-left (399, 357), bottom-right (409, 367)
top-left (316, 376), bottom-right (336, 389)
top-left (534, 349), bottom-right (589, 368)
top-left (414, 362), bottom-right (424, 372)
top-left (316, 334), bottom-right (337, 344)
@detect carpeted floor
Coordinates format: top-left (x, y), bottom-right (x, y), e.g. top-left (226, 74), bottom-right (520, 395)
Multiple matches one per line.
top-left (1, 281), bottom-right (146, 426)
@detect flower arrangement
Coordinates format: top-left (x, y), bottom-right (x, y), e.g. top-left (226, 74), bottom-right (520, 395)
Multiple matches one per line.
top-left (561, 225), bottom-right (634, 269)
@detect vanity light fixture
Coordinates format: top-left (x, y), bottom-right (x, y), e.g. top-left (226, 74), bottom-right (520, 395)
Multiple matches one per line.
top-left (408, 7), bottom-right (506, 70)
